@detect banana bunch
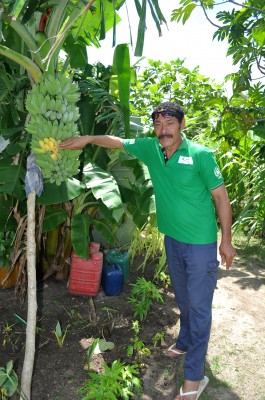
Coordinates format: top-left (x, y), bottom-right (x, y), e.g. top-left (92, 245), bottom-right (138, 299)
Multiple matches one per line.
top-left (25, 73), bottom-right (82, 186)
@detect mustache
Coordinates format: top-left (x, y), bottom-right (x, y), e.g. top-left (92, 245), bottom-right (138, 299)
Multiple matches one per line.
top-left (158, 134), bottom-right (173, 139)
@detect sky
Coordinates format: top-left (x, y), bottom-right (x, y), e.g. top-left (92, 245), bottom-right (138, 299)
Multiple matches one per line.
top-left (87, 0), bottom-right (239, 87)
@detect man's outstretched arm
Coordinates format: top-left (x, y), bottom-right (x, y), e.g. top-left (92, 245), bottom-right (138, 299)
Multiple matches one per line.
top-left (58, 135), bottom-right (124, 150)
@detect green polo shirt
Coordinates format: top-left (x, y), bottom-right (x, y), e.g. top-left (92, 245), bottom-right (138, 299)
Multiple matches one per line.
top-left (123, 133), bottom-right (224, 244)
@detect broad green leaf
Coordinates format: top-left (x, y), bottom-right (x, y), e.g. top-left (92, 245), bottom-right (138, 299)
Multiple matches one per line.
top-left (252, 125), bottom-right (265, 139)
top-left (0, 165), bottom-right (25, 199)
top-left (92, 219), bottom-right (117, 245)
top-left (112, 44), bottom-right (131, 137)
top-left (42, 206), bottom-right (67, 233)
top-left (252, 28), bottom-right (265, 47)
top-left (0, 195), bottom-right (17, 232)
top-left (0, 369), bottom-right (7, 386)
top-left (69, 0), bottom-right (121, 47)
top-left (82, 162), bottom-right (124, 222)
top-left (98, 338), bottom-right (115, 352)
top-left (0, 363), bottom-right (18, 396)
top-left (6, 360), bottom-right (13, 375)
top-left (71, 213), bottom-right (91, 259)
top-left (37, 178), bottom-right (85, 205)
top-left (63, 35), bottom-right (88, 69)
top-left (78, 94), bottom-right (97, 136)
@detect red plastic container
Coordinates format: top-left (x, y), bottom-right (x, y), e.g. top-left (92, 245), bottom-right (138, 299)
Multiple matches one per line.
top-left (68, 244), bottom-right (103, 296)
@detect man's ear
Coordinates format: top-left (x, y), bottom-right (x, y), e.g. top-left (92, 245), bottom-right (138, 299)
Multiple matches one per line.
top-left (180, 118), bottom-right (186, 130)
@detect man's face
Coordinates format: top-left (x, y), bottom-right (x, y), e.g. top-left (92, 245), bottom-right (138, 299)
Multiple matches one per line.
top-left (153, 113), bottom-right (185, 150)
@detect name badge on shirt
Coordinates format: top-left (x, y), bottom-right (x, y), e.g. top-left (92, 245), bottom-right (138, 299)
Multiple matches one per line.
top-left (178, 156), bottom-right (193, 165)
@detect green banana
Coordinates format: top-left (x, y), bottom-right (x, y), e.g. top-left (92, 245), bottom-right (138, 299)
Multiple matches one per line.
top-left (25, 73), bottom-right (82, 185)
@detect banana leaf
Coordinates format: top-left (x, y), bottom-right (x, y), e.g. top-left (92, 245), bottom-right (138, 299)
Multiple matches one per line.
top-left (0, 195), bottom-right (17, 232)
top-left (42, 206), bottom-right (68, 233)
top-left (112, 44), bottom-right (131, 138)
top-left (82, 162), bottom-right (124, 223)
top-left (92, 219), bottom-right (117, 245)
top-left (37, 178), bottom-right (85, 205)
top-left (0, 164), bottom-right (25, 200)
top-left (71, 213), bottom-right (91, 259)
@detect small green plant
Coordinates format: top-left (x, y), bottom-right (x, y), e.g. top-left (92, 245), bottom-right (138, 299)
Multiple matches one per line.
top-left (0, 361), bottom-right (19, 399)
top-left (79, 359), bottom-right (142, 400)
top-left (127, 321), bottom-right (151, 363)
top-left (54, 321), bottom-right (68, 347)
top-left (1, 323), bottom-right (15, 350)
top-left (211, 355), bottom-right (222, 373)
top-left (163, 368), bottom-right (172, 378)
top-left (128, 277), bottom-right (164, 320)
top-left (152, 331), bottom-right (165, 347)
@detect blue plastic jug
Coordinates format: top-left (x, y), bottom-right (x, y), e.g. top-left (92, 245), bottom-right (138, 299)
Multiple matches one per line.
top-left (101, 264), bottom-right (123, 296)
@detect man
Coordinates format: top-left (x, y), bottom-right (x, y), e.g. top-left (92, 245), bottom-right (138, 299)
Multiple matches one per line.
top-left (59, 102), bottom-right (237, 400)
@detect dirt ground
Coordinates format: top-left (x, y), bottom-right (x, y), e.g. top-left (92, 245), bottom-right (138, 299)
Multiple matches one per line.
top-left (0, 244), bottom-right (265, 400)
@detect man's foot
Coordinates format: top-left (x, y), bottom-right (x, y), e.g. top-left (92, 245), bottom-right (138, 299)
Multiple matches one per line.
top-left (175, 377), bottom-right (209, 400)
top-left (175, 380), bottom-right (199, 400)
top-left (163, 344), bottom-right (187, 358)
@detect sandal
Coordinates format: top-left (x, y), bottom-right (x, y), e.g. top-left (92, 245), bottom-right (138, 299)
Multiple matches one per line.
top-left (163, 344), bottom-right (187, 358)
top-left (179, 376), bottom-right (209, 399)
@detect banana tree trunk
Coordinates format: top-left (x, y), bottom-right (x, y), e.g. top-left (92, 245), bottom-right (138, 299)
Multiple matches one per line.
top-left (20, 191), bottom-right (37, 400)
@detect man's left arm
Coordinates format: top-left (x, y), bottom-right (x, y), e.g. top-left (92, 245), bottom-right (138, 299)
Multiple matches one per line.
top-left (211, 184), bottom-right (237, 269)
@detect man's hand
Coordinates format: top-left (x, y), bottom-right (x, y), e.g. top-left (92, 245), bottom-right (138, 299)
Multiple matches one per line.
top-left (219, 241), bottom-right (237, 269)
top-left (58, 136), bottom-right (90, 150)
top-left (58, 135), bottom-right (124, 150)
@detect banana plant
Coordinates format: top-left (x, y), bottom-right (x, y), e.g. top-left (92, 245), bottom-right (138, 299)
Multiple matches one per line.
top-left (0, 2), bottom-right (167, 398)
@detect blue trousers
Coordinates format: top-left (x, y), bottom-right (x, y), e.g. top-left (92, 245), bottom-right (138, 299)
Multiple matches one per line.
top-left (164, 236), bottom-right (219, 381)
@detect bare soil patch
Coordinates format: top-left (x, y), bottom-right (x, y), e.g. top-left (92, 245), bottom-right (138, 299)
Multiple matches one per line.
top-left (0, 247), bottom-right (265, 400)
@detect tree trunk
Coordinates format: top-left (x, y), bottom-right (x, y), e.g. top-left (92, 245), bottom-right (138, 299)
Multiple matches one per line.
top-left (20, 191), bottom-right (37, 400)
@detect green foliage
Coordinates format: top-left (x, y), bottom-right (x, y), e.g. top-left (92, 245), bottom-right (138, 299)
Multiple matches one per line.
top-left (54, 321), bottom-right (68, 348)
top-left (112, 44), bottom-right (131, 137)
top-left (79, 359), bottom-right (142, 400)
top-left (0, 231), bottom-right (15, 268)
top-left (128, 277), bottom-right (164, 321)
top-left (152, 331), bottom-right (165, 347)
top-left (171, 0), bottom-right (265, 94)
top-left (127, 321), bottom-right (151, 362)
top-left (128, 225), bottom-right (164, 270)
top-left (0, 361), bottom-right (18, 398)
top-left (218, 137), bottom-right (265, 238)
top-left (130, 58), bottom-right (224, 138)
top-left (232, 232), bottom-right (265, 265)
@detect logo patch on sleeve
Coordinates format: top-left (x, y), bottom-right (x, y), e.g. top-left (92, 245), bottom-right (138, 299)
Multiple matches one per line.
top-left (178, 156), bottom-right (193, 165)
top-left (214, 166), bottom-right (222, 178)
